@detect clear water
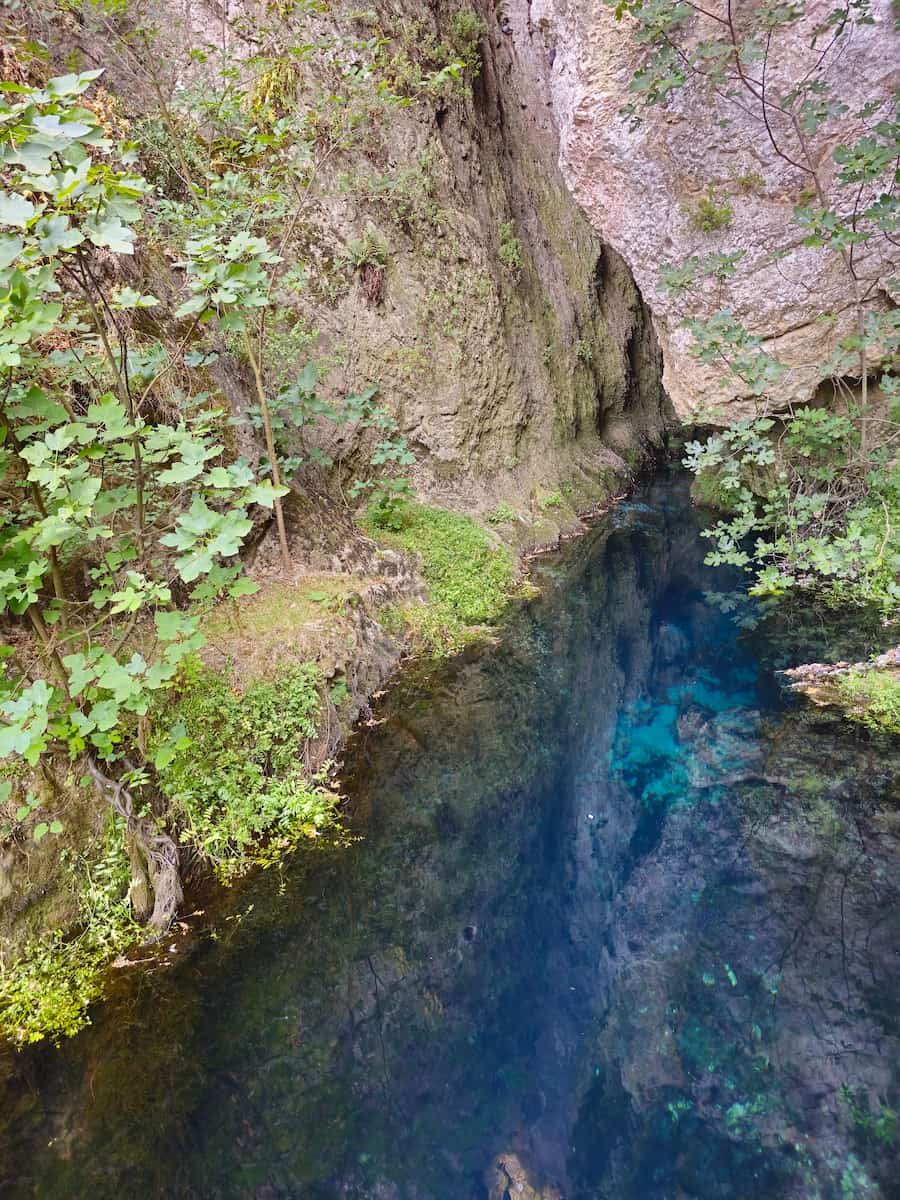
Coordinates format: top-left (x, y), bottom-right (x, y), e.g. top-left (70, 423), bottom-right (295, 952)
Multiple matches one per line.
top-left (2, 473), bottom-right (899, 1199)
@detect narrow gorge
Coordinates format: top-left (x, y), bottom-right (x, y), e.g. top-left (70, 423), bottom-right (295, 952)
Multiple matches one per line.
top-left (0, 0), bottom-right (898, 1197)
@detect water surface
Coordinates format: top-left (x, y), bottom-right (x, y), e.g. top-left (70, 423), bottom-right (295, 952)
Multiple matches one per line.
top-left (2, 473), bottom-right (899, 1199)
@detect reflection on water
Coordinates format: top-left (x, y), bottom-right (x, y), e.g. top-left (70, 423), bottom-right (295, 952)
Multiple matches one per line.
top-left (1, 473), bottom-right (899, 1200)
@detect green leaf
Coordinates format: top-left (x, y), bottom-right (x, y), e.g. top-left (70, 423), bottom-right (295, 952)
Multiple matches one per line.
top-left (35, 214), bottom-right (85, 255)
top-left (174, 294), bottom-right (209, 318)
top-left (0, 234), bottom-right (23, 268)
top-left (229, 576), bottom-right (259, 598)
top-left (85, 216), bottom-right (135, 254)
top-left (154, 609), bottom-right (198, 641)
top-left (88, 698), bottom-right (119, 731)
top-left (63, 652), bottom-right (96, 697)
top-left (0, 192), bottom-right (37, 228)
top-left (174, 548), bottom-right (215, 583)
top-left (32, 822), bottom-right (49, 841)
top-left (111, 286), bottom-right (158, 310)
top-left (47, 70), bottom-right (104, 96)
top-left (157, 459), bottom-right (204, 486)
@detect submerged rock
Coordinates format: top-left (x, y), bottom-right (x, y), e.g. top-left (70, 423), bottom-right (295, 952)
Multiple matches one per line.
top-left (487, 1152), bottom-right (562, 1200)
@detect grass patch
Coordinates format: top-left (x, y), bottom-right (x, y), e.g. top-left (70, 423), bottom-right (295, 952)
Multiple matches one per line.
top-left (202, 575), bottom-right (360, 688)
top-left (362, 499), bottom-right (518, 653)
top-left (836, 668), bottom-right (900, 736)
top-left (153, 660), bottom-right (339, 881)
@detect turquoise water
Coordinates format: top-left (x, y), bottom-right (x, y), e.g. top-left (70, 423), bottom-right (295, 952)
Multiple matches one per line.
top-left (1, 473), bottom-right (899, 1198)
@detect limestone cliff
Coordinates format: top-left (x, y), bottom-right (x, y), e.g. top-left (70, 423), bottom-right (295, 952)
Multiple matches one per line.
top-left (519, 0), bottom-right (900, 418)
top-left (29, 0), bottom-right (671, 514)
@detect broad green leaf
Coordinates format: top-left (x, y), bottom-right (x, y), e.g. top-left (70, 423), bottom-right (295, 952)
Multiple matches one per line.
top-left (63, 652), bottom-right (96, 697)
top-left (0, 192), bottom-right (36, 228)
top-left (47, 70), bottom-right (104, 96)
top-left (111, 286), bottom-right (158, 309)
top-left (229, 576), bottom-right (259, 598)
top-left (0, 234), bottom-right (23, 268)
top-left (154, 609), bottom-right (198, 641)
top-left (174, 294), bottom-right (209, 318)
top-left (85, 215), bottom-right (135, 253)
top-left (88, 698), bottom-right (119, 731)
top-left (35, 214), bottom-right (84, 255)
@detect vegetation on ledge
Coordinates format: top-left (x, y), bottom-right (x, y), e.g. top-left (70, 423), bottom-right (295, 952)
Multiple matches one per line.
top-left (784, 649), bottom-right (900, 739)
top-left (837, 667), bottom-right (900, 737)
top-left (153, 659), bottom-right (339, 883)
top-left (363, 500), bottom-right (519, 654)
top-left (0, 818), bottom-right (137, 1045)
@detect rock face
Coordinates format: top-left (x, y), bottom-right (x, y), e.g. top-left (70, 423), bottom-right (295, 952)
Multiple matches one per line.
top-left (1, 0), bottom-right (675, 983)
top-left (44, 0), bottom-right (671, 515)
top-left (516, 0), bottom-right (900, 418)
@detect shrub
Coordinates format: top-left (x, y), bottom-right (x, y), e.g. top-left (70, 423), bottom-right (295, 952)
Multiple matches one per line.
top-left (153, 662), bottom-right (338, 879)
top-left (686, 188), bottom-right (734, 232)
top-left (734, 170), bottom-right (764, 193)
top-left (0, 824), bottom-right (138, 1045)
top-left (448, 10), bottom-right (487, 72)
top-left (498, 221), bottom-right (525, 272)
top-left (487, 503), bottom-right (518, 525)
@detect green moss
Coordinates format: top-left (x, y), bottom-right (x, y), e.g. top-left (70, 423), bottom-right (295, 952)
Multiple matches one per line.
top-left (574, 338), bottom-right (593, 366)
top-left (363, 500), bottom-right (518, 653)
top-left (153, 661), bottom-right (340, 880)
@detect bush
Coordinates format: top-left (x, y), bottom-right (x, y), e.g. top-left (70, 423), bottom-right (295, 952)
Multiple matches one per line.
top-left (683, 408), bottom-right (900, 613)
top-left (448, 10), bottom-right (487, 72)
top-left (0, 825), bottom-right (138, 1045)
top-left (487, 502), bottom-right (518, 525)
top-left (687, 188), bottom-right (733, 232)
top-left (498, 221), bottom-right (524, 272)
top-left (154, 662), bottom-right (338, 879)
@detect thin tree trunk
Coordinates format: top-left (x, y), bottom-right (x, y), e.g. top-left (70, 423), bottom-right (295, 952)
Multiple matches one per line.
top-left (244, 334), bottom-right (292, 572)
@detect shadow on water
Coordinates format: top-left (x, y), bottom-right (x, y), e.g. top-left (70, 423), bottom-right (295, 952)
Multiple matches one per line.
top-left (1, 471), bottom-right (899, 1199)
